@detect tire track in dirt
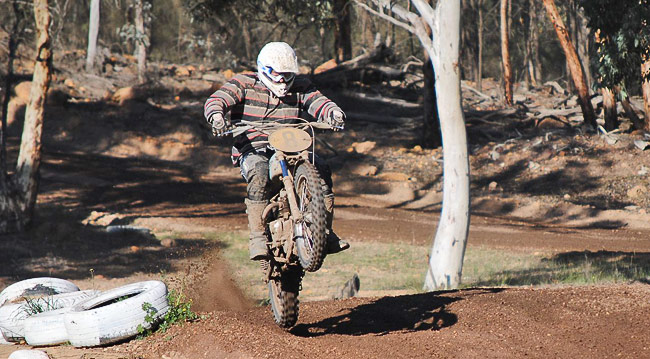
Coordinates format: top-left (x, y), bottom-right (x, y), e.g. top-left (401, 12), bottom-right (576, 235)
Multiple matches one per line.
top-left (122, 284), bottom-right (650, 358)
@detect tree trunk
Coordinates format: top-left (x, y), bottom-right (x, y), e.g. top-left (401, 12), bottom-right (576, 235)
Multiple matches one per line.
top-left (642, 58), bottom-right (650, 131)
top-left (542, 0), bottom-right (597, 129)
top-left (1, 1), bottom-right (22, 181)
top-left (619, 92), bottom-right (644, 131)
top-left (334, 0), bottom-right (352, 63)
top-left (1, 0), bottom-right (52, 233)
top-left (422, 53), bottom-right (440, 148)
top-left (241, 17), bottom-right (252, 60)
top-left (526, 0), bottom-right (540, 87)
top-left (575, 6), bottom-right (591, 90)
top-left (423, 0), bottom-right (470, 291)
top-left (135, 0), bottom-right (146, 83)
top-left (477, 0), bottom-right (484, 91)
top-left (358, 0), bottom-right (470, 291)
top-left (500, 0), bottom-right (513, 105)
top-left (602, 87), bottom-right (618, 131)
top-left (85, 0), bottom-right (100, 73)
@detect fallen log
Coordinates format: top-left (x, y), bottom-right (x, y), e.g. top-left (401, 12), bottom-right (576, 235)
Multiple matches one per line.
top-left (462, 83), bottom-right (492, 100)
top-left (310, 44), bottom-right (396, 87)
top-left (543, 81), bottom-right (566, 95)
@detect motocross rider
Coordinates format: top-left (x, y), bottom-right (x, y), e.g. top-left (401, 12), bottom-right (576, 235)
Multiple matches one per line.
top-left (204, 41), bottom-right (349, 261)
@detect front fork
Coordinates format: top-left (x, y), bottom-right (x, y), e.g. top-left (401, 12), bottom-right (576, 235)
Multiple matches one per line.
top-left (277, 153), bottom-right (302, 222)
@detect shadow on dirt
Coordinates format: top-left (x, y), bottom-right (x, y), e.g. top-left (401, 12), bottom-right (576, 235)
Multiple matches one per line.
top-left (472, 250), bottom-right (650, 287)
top-left (0, 207), bottom-right (225, 281)
top-left (0, 99), bottom-right (246, 282)
top-left (292, 291), bottom-right (476, 337)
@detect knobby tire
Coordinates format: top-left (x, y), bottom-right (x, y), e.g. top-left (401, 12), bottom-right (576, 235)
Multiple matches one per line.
top-left (268, 267), bottom-right (302, 329)
top-left (293, 162), bottom-right (328, 272)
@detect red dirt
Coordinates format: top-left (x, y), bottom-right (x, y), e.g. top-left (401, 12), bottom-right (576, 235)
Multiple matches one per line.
top-left (113, 284), bottom-right (649, 359)
top-left (1, 67), bottom-right (650, 358)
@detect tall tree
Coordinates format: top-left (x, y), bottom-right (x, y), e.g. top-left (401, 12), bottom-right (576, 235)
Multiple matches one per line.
top-left (643, 59), bottom-right (650, 129)
top-left (525, 0), bottom-right (541, 87)
top-left (476, 0), bottom-right (484, 91)
top-left (85, 0), bottom-right (100, 73)
top-left (134, 0), bottom-right (147, 83)
top-left (500, 0), bottom-right (513, 105)
top-left (1, 0), bottom-right (26, 180)
top-left (334, 0), bottom-right (352, 63)
top-left (542, 0), bottom-right (597, 129)
top-left (356, 0), bottom-right (470, 290)
top-left (601, 87), bottom-right (618, 131)
top-left (0, 0), bottom-right (53, 233)
top-left (581, 0), bottom-right (650, 131)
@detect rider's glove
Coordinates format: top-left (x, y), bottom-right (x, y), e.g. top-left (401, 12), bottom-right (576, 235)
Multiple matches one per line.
top-left (210, 113), bottom-right (229, 137)
top-left (328, 110), bottom-right (345, 131)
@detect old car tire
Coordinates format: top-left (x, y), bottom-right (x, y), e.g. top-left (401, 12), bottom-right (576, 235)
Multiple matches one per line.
top-left (0, 290), bottom-right (99, 343)
top-left (8, 350), bottom-right (50, 359)
top-left (0, 278), bottom-right (79, 306)
top-left (64, 281), bottom-right (169, 347)
top-left (22, 290), bottom-right (101, 346)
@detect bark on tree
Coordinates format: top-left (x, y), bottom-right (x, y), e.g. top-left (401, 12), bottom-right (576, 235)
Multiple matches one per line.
top-left (542, 0), bottom-right (597, 129)
top-left (423, 0), bottom-right (469, 291)
top-left (334, 0), bottom-right (352, 63)
top-left (619, 91), bottom-right (644, 131)
top-left (461, 0), bottom-right (475, 81)
top-left (0, 0), bottom-right (52, 233)
top-left (601, 87), bottom-right (618, 131)
top-left (526, 0), bottom-right (540, 87)
top-left (355, 0), bottom-right (470, 290)
top-left (135, 0), bottom-right (146, 83)
top-left (477, 0), bottom-right (484, 91)
top-left (500, 0), bottom-right (513, 105)
top-left (85, 0), bottom-right (100, 73)
top-left (642, 58), bottom-right (650, 131)
top-left (575, 5), bottom-right (591, 90)
top-left (1, 1), bottom-right (22, 181)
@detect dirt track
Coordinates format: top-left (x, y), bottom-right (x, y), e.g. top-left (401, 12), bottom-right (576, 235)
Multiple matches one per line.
top-left (123, 284), bottom-right (648, 359)
top-left (2, 74), bottom-right (650, 358)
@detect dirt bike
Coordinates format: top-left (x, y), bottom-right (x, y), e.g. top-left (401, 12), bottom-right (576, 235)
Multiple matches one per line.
top-left (227, 119), bottom-right (340, 328)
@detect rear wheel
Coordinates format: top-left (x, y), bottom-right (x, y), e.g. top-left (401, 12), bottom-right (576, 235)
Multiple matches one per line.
top-left (293, 162), bottom-right (327, 272)
top-left (268, 267), bottom-right (302, 329)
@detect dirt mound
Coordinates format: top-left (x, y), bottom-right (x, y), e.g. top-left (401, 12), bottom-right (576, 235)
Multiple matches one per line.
top-left (115, 283), bottom-right (649, 358)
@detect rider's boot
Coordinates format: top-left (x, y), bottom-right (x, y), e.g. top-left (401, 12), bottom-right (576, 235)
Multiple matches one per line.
top-left (245, 198), bottom-right (270, 260)
top-left (324, 194), bottom-right (350, 254)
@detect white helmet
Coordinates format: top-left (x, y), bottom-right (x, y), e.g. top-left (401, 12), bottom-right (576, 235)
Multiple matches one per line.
top-left (256, 42), bottom-right (299, 98)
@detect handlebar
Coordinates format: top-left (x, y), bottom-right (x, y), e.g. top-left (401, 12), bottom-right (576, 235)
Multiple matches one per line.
top-left (216, 118), bottom-right (342, 138)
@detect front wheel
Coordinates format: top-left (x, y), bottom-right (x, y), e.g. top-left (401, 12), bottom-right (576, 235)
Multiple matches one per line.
top-left (268, 267), bottom-right (302, 329)
top-left (293, 162), bottom-right (328, 272)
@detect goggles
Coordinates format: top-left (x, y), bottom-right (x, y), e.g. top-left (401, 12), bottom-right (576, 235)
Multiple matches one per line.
top-left (260, 64), bottom-right (295, 83)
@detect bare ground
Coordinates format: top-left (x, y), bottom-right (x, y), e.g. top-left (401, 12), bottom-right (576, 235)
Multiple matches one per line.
top-left (1, 64), bottom-right (650, 358)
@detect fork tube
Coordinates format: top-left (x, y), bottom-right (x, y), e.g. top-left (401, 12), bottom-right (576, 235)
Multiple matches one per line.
top-left (279, 157), bottom-right (303, 221)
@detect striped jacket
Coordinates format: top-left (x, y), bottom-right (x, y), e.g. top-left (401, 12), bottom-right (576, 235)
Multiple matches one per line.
top-left (204, 73), bottom-right (343, 165)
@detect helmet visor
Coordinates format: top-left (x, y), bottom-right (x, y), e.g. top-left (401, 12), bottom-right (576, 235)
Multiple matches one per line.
top-left (260, 64), bottom-right (295, 83)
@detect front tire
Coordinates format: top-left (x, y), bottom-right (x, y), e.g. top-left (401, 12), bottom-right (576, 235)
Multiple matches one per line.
top-left (293, 162), bottom-right (328, 272)
top-left (268, 267), bottom-right (302, 329)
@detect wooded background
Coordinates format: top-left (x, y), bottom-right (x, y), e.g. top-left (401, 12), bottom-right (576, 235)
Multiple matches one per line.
top-left (0, 0), bottom-right (633, 86)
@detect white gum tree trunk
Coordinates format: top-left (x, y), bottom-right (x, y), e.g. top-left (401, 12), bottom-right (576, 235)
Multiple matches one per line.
top-left (85, 0), bottom-right (100, 72)
top-left (356, 0), bottom-right (470, 290)
top-left (422, 1), bottom-right (469, 291)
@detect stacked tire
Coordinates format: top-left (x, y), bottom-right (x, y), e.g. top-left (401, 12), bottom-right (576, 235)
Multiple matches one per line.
top-left (0, 278), bottom-right (169, 347)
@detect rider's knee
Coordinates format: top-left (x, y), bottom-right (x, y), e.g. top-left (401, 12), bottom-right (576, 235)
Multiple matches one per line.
top-left (247, 161), bottom-right (271, 200)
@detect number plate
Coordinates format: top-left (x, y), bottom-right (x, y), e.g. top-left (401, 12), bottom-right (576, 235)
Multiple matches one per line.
top-left (268, 128), bottom-right (312, 152)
